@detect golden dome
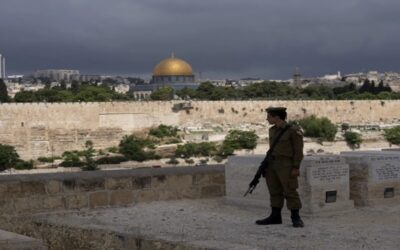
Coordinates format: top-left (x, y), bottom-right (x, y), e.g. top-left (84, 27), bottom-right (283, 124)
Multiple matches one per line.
top-left (153, 55), bottom-right (193, 76)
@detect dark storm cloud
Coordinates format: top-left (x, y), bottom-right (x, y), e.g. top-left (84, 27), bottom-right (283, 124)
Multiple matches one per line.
top-left (1, 0), bottom-right (400, 79)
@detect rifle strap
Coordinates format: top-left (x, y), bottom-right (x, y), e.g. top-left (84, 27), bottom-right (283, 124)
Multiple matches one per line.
top-left (267, 124), bottom-right (291, 156)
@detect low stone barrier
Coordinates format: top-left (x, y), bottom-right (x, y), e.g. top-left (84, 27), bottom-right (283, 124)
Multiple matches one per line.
top-left (0, 165), bottom-right (225, 215)
top-left (225, 155), bottom-right (268, 208)
top-left (226, 155), bottom-right (354, 213)
top-left (341, 151), bottom-right (400, 206)
top-left (0, 229), bottom-right (45, 250)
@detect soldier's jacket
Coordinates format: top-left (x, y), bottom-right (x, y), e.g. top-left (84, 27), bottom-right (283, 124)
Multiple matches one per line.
top-left (268, 123), bottom-right (304, 169)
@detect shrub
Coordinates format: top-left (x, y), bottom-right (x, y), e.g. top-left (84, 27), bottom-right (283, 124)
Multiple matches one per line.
top-left (60, 151), bottom-right (84, 167)
top-left (344, 131), bottom-right (362, 149)
top-left (0, 144), bottom-right (20, 171)
top-left (184, 158), bottom-right (195, 165)
top-left (37, 156), bottom-right (60, 163)
top-left (106, 146), bottom-right (119, 153)
top-left (96, 156), bottom-right (128, 165)
top-left (384, 126), bottom-right (400, 145)
top-left (213, 155), bottom-right (224, 163)
top-left (62, 150), bottom-right (87, 157)
top-left (223, 130), bottom-right (258, 150)
top-left (14, 160), bottom-right (34, 170)
top-left (119, 135), bottom-right (159, 162)
top-left (175, 142), bottom-right (217, 158)
top-left (166, 157), bottom-right (179, 165)
top-left (60, 159), bottom-right (84, 167)
top-left (199, 158), bottom-right (209, 165)
top-left (149, 125), bottom-right (179, 138)
top-left (216, 143), bottom-right (235, 158)
top-left (298, 115), bottom-right (337, 141)
top-left (341, 123), bottom-right (350, 131)
top-left (164, 138), bottom-right (182, 144)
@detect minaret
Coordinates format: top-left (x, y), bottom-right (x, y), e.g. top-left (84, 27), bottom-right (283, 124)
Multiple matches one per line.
top-left (293, 67), bottom-right (301, 87)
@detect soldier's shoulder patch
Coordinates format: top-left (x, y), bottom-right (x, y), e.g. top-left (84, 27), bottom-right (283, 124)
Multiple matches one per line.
top-left (291, 125), bottom-right (303, 135)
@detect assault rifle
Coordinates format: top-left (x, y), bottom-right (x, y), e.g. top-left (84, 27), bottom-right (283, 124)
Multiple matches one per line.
top-left (244, 125), bottom-right (291, 197)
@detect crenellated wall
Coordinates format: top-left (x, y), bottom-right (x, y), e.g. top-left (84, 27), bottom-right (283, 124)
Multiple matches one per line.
top-left (1, 100), bottom-right (400, 159)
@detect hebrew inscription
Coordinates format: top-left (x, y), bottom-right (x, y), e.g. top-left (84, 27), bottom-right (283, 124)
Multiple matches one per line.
top-left (371, 162), bottom-right (400, 181)
top-left (309, 164), bottom-right (349, 184)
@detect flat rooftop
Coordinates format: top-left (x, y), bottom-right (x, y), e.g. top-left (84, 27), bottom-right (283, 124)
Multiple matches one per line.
top-left (36, 198), bottom-right (400, 250)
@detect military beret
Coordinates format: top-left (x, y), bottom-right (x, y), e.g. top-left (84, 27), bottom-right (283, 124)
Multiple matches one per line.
top-left (265, 107), bottom-right (287, 113)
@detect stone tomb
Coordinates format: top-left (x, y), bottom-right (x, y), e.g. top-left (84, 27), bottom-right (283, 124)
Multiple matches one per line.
top-left (341, 151), bottom-right (400, 206)
top-left (226, 155), bottom-right (354, 213)
top-left (225, 155), bottom-right (269, 208)
top-left (299, 155), bottom-right (354, 213)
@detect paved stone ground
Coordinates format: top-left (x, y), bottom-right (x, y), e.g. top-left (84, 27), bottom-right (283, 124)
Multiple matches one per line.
top-left (37, 198), bottom-right (400, 250)
top-left (0, 229), bottom-right (45, 250)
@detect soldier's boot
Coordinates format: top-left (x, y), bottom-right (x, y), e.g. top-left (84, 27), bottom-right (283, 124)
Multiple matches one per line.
top-left (291, 209), bottom-right (304, 228)
top-left (255, 207), bottom-right (282, 225)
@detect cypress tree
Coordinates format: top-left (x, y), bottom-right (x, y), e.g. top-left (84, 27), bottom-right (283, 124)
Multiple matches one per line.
top-left (0, 79), bottom-right (9, 102)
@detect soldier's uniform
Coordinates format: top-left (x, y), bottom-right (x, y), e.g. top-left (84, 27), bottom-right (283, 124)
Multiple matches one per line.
top-left (266, 123), bottom-right (303, 209)
top-left (255, 106), bottom-right (305, 227)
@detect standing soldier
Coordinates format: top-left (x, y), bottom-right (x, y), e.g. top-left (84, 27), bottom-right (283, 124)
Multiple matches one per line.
top-left (255, 107), bottom-right (304, 227)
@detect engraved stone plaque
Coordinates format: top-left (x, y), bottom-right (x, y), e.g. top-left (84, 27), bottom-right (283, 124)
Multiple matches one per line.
top-left (371, 162), bottom-right (400, 182)
top-left (303, 156), bottom-right (349, 185)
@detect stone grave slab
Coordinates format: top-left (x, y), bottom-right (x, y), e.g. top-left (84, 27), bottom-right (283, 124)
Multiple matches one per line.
top-left (226, 155), bottom-right (354, 214)
top-left (341, 151), bottom-right (400, 206)
top-left (299, 155), bottom-right (354, 213)
top-left (225, 155), bottom-right (269, 208)
top-left (0, 229), bottom-right (45, 250)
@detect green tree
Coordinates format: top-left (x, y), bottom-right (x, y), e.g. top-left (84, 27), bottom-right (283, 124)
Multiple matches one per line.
top-left (60, 80), bottom-right (67, 90)
top-left (81, 140), bottom-right (98, 171)
top-left (195, 82), bottom-right (216, 99)
top-left (74, 85), bottom-right (114, 102)
top-left (0, 144), bottom-right (20, 171)
top-left (14, 90), bottom-right (37, 102)
top-left (301, 85), bottom-right (334, 100)
top-left (0, 144), bottom-right (19, 172)
top-left (176, 87), bottom-right (197, 99)
top-left (384, 126), bottom-right (400, 145)
top-left (150, 86), bottom-right (174, 100)
top-left (71, 80), bottom-right (80, 93)
top-left (298, 115), bottom-right (337, 141)
top-left (0, 79), bottom-right (9, 102)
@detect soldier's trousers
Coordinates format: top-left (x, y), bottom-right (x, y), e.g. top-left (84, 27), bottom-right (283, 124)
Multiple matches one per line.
top-left (265, 158), bottom-right (302, 210)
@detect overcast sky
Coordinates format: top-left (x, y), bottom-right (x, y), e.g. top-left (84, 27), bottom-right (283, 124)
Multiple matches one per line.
top-left (1, 0), bottom-right (400, 79)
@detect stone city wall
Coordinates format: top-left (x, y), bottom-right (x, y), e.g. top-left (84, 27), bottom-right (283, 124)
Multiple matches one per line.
top-left (0, 165), bottom-right (225, 215)
top-left (1, 100), bottom-right (400, 159)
